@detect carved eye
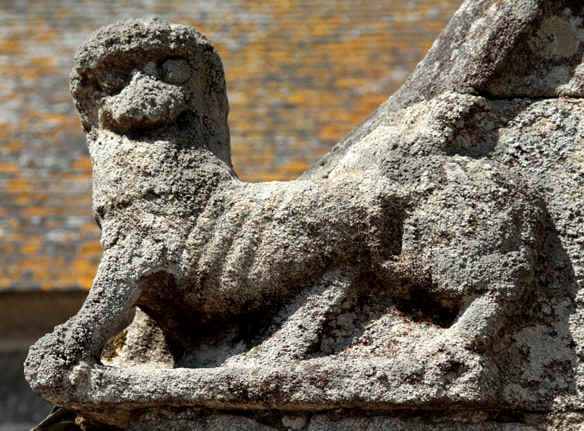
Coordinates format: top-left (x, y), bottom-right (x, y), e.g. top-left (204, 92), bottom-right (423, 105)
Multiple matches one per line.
top-left (97, 68), bottom-right (128, 95)
top-left (162, 58), bottom-right (191, 85)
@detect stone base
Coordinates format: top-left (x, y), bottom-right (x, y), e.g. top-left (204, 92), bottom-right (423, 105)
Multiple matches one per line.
top-left (125, 409), bottom-right (584, 431)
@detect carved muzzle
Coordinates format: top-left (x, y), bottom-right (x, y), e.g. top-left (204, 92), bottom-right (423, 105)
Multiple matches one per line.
top-left (98, 69), bottom-right (188, 134)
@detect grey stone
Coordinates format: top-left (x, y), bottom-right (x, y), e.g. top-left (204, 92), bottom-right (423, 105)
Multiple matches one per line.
top-left (23, 1), bottom-right (584, 429)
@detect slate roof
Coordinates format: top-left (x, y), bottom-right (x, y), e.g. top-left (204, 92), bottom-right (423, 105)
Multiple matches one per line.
top-left (0, 0), bottom-right (459, 291)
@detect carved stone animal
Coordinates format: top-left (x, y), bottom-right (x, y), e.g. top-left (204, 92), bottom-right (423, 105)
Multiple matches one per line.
top-left (25, 18), bottom-right (545, 408)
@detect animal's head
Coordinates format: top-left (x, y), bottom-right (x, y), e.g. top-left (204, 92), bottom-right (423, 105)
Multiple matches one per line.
top-left (70, 18), bottom-right (231, 164)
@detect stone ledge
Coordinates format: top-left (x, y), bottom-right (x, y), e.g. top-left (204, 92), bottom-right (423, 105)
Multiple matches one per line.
top-left (127, 409), bottom-right (584, 431)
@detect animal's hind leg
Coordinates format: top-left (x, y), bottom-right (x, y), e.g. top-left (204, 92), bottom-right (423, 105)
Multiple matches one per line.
top-left (24, 250), bottom-right (142, 399)
top-left (447, 249), bottom-right (536, 353)
top-left (447, 292), bottom-right (505, 352)
top-left (224, 270), bottom-right (353, 365)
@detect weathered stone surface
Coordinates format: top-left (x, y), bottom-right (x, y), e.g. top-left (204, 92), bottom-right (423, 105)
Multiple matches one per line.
top-left (24, 0), bottom-right (584, 429)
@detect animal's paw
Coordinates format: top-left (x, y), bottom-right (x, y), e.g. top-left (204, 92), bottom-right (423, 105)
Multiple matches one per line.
top-left (25, 330), bottom-right (71, 394)
top-left (24, 323), bottom-right (94, 397)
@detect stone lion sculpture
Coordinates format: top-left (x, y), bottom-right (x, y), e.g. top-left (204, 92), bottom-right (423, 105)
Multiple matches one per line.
top-left (25, 18), bottom-right (547, 428)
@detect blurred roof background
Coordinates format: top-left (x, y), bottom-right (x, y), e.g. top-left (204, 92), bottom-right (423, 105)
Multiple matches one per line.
top-left (0, 0), bottom-right (460, 292)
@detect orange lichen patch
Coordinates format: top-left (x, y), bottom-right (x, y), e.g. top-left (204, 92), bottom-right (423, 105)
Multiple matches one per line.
top-left (152, 0), bottom-right (182, 12)
top-left (308, 16), bottom-right (344, 38)
top-left (53, 9), bottom-right (73, 19)
top-left (0, 92), bottom-right (26, 105)
top-left (26, 255), bottom-right (95, 291)
top-left (40, 113), bottom-right (80, 130)
top-left (72, 156), bottom-right (92, 172)
top-left (276, 158), bottom-right (309, 178)
top-left (20, 238), bottom-right (43, 255)
top-left (54, 95), bottom-right (75, 104)
top-left (287, 90), bottom-right (340, 109)
top-left (225, 58), bottom-right (263, 81)
top-left (20, 257), bottom-right (54, 273)
top-left (239, 0), bottom-right (272, 14)
top-left (319, 123), bottom-right (347, 143)
top-left (352, 93), bottom-right (387, 119)
top-left (0, 163), bottom-right (20, 173)
top-left (1, 264), bottom-right (23, 282)
top-left (0, 276), bottom-right (17, 289)
top-left (4, 234), bottom-right (24, 244)
top-left (22, 56), bottom-right (60, 80)
top-left (232, 120), bottom-right (265, 136)
top-left (57, 174), bottom-right (92, 186)
top-left (77, 277), bottom-right (94, 291)
top-left (6, 218), bottom-right (21, 230)
top-left (247, 171), bottom-right (285, 182)
top-left (0, 244), bottom-right (15, 255)
top-left (10, 194), bottom-right (33, 206)
top-left (55, 206), bottom-right (91, 218)
top-left (422, 20), bottom-right (451, 35)
top-left (6, 138), bottom-right (24, 152)
top-left (0, 39), bottom-right (23, 55)
top-left (232, 142), bottom-right (275, 163)
top-left (335, 77), bottom-right (369, 89)
top-left (72, 197), bottom-right (93, 210)
top-left (31, 28), bottom-right (58, 44)
top-left (0, 124), bottom-right (16, 140)
top-left (21, 111), bottom-right (82, 137)
top-left (72, 202), bottom-right (93, 213)
top-left (43, 221), bottom-right (59, 230)
top-left (35, 264), bottom-right (67, 290)
top-left (5, 178), bottom-right (35, 193)
top-left (21, 206), bottom-right (56, 217)
top-left (70, 258), bottom-right (99, 290)
top-left (78, 241), bottom-right (102, 259)
top-left (80, 222), bottom-right (99, 235)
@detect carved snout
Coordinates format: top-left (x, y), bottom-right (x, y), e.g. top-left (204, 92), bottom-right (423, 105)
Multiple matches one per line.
top-left (98, 71), bottom-right (187, 134)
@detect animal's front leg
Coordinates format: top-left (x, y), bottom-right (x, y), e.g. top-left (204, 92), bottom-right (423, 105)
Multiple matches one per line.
top-left (24, 252), bottom-right (141, 402)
